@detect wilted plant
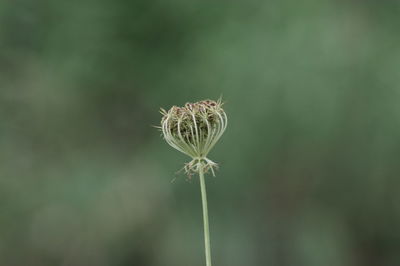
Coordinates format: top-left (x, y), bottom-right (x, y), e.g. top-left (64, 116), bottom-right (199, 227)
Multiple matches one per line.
top-left (159, 99), bottom-right (227, 266)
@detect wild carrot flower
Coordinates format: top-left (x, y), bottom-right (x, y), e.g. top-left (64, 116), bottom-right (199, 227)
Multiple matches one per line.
top-left (159, 99), bottom-right (227, 266)
top-left (160, 99), bottom-right (227, 176)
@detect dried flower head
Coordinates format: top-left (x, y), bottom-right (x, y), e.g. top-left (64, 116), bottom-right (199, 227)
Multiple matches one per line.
top-left (160, 99), bottom-right (227, 176)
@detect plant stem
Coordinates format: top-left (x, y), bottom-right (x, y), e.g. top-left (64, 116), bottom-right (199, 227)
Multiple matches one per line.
top-left (199, 165), bottom-right (212, 266)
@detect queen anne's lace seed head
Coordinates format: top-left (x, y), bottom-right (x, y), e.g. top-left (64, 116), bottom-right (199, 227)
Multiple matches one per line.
top-left (160, 99), bottom-right (227, 176)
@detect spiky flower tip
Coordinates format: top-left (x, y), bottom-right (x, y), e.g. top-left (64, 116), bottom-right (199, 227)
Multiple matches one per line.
top-left (160, 99), bottom-right (227, 177)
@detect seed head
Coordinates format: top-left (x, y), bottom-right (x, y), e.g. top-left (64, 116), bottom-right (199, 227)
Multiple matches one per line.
top-left (160, 99), bottom-right (227, 176)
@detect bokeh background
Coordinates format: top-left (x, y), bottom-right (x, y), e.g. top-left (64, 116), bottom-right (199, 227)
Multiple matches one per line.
top-left (1, 1), bottom-right (400, 265)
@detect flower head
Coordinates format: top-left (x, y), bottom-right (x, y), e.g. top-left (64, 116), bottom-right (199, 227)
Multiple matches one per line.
top-left (160, 99), bottom-right (227, 176)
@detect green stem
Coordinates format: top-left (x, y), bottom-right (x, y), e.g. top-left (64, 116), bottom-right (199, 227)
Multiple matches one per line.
top-left (199, 165), bottom-right (212, 266)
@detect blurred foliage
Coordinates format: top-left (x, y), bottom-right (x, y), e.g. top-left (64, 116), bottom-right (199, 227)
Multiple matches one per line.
top-left (1, 0), bottom-right (400, 265)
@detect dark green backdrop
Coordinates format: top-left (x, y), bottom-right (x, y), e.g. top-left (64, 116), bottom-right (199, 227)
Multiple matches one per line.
top-left (1, 1), bottom-right (400, 265)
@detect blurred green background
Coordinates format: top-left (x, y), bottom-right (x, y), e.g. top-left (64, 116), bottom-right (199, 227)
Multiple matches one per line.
top-left (1, 1), bottom-right (400, 265)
